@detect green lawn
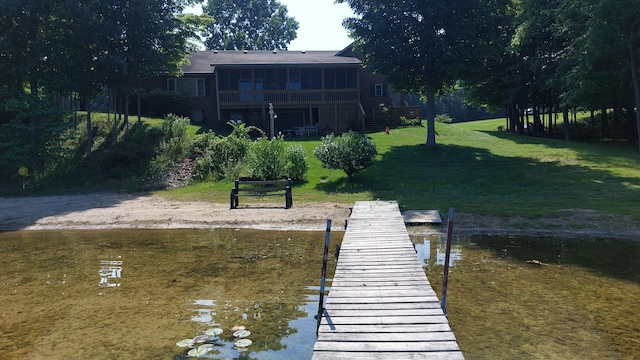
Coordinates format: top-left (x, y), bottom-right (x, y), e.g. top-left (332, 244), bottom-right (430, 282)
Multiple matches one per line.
top-left (163, 119), bottom-right (640, 221)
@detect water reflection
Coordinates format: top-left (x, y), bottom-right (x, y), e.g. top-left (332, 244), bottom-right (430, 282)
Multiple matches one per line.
top-left (98, 259), bottom-right (122, 287)
top-left (0, 229), bottom-right (338, 360)
top-left (191, 300), bottom-right (217, 324)
top-left (412, 236), bottom-right (463, 266)
top-left (416, 234), bottom-right (640, 359)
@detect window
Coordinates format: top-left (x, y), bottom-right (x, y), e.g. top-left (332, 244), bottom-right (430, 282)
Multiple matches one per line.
top-left (375, 84), bottom-right (384, 97)
top-left (324, 68), bottom-right (336, 89)
top-left (346, 68), bottom-right (357, 88)
top-left (335, 68), bottom-right (346, 89)
top-left (254, 79), bottom-right (264, 101)
top-left (289, 68), bottom-right (301, 90)
top-left (167, 78), bottom-right (205, 97)
top-left (239, 79), bottom-right (252, 101)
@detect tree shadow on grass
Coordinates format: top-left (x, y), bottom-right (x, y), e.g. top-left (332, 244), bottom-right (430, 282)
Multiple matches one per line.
top-left (313, 141), bottom-right (640, 218)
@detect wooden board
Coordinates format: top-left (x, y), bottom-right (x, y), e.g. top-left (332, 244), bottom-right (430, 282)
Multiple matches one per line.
top-left (403, 210), bottom-right (443, 225)
top-left (312, 201), bottom-right (464, 360)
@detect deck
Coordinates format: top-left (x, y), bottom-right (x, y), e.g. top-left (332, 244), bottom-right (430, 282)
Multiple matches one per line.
top-left (312, 201), bottom-right (464, 360)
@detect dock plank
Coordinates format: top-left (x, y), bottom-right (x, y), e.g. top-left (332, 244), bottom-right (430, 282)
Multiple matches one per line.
top-left (312, 201), bottom-right (464, 359)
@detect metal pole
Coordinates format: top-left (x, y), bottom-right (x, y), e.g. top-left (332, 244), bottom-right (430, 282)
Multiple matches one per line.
top-left (268, 103), bottom-right (275, 139)
top-left (316, 219), bottom-right (332, 334)
top-left (441, 208), bottom-right (454, 315)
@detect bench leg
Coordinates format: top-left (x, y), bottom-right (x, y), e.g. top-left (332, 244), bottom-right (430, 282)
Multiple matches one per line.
top-left (285, 188), bottom-right (292, 209)
top-left (230, 190), bottom-right (236, 209)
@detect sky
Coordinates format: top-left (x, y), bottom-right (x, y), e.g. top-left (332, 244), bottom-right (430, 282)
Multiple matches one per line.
top-left (186, 0), bottom-right (356, 51)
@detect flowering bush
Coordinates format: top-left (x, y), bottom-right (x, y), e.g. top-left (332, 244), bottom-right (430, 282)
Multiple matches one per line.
top-left (313, 131), bottom-right (377, 178)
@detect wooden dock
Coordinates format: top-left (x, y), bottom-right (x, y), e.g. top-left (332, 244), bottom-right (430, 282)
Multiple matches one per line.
top-left (312, 201), bottom-right (464, 360)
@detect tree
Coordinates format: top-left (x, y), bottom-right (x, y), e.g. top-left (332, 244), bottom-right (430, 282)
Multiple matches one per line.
top-left (0, 0), bottom-right (198, 164)
top-left (201, 0), bottom-right (298, 50)
top-left (338, 0), bottom-right (506, 146)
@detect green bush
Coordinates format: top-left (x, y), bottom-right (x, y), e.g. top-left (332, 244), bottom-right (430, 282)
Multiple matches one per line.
top-left (191, 124), bottom-right (253, 181)
top-left (284, 144), bottom-right (309, 180)
top-left (246, 137), bottom-right (288, 180)
top-left (149, 114), bottom-right (192, 174)
top-left (313, 131), bottom-right (377, 178)
top-left (400, 116), bottom-right (422, 127)
top-left (194, 132), bottom-right (251, 180)
top-left (435, 114), bottom-right (453, 123)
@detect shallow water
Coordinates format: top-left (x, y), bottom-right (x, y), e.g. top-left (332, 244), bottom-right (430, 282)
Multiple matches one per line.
top-left (413, 234), bottom-right (640, 360)
top-left (0, 229), bottom-right (338, 359)
top-left (1, 230), bottom-right (639, 359)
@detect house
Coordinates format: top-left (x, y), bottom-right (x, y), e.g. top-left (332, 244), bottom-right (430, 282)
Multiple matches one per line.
top-left (145, 45), bottom-right (420, 135)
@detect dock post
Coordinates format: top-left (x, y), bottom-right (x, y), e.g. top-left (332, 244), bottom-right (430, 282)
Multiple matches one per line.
top-left (315, 219), bottom-right (332, 334)
top-left (441, 208), bottom-right (455, 315)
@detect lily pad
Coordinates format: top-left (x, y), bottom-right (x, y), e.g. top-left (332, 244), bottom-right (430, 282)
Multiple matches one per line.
top-left (233, 330), bottom-right (251, 338)
top-left (199, 344), bottom-right (215, 351)
top-left (176, 339), bottom-right (195, 348)
top-left (187, 346), bottom-right (211, 357)
top-left (234, 339), bottom-right (253, 348)
top-left (193, 334), bottom-right (210, 343)
top-left (205, 328), bottom-right (223, 336)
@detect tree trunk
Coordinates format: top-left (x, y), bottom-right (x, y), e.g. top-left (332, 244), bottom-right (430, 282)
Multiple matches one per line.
top-left (86, 97), bottom-right (92, 157)
top-left (630, 44), bottom-right (640, 151)
top-left (424, 83), bottom-right (436, 146)
top-left (124, 87), bottom-right (130, 131)
top-left (29, 77), bottom-right (42, 179)
top-left (601, 106), bottom-right (610, 138)
top-left (137, 80), bottom-right (142, 125)
top-left (563, 106), bottom-right (571, 141)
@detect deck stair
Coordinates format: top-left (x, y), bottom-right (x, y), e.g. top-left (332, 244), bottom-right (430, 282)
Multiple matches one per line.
top-left (363, 115), bottom-right (377, 132)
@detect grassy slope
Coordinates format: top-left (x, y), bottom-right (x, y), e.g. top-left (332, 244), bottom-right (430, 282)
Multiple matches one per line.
top-left (164, 119), bottom-right (640, 220)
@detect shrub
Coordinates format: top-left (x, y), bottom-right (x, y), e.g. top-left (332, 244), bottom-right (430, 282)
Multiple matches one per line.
top-left (400, 116), bottom-right (422, 127)
top-left (435, 114), bottom-right (453, 123)
top-left (192, 131), bottom-right (250, 181)
top-left (149, 114), bottom-right (192, 174)
top-left (246, 136), bottom-right (287, 180)
top-left (313, 131), bottom-right (377, 178)
top-left (284, 144), bottom-right (308, 180)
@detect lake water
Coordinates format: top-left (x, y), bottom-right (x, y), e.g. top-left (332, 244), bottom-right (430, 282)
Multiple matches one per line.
top-left (1, 229), bottom-right (638, 359)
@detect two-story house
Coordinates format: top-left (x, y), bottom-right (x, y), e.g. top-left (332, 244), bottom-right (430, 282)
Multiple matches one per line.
top-left (144, 45), bottom-right (419, 135)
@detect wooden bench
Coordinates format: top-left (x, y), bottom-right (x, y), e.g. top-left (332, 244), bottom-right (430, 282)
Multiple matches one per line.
top-left (230, 178), bottom-right (293, 209)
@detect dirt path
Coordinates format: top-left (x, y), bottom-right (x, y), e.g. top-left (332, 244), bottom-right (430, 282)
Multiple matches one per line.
top-left (1, 193), bottom-right (638, 240)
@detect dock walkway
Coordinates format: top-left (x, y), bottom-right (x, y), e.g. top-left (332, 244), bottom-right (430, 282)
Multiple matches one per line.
top-left (312, 201), bottom-right (464, 360)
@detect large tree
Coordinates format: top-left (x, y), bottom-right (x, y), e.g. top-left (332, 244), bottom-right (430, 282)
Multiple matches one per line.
top-left (338, 0), bottom-right (507, 146)
top-left (0, 0), bottom-right (196, 162)
top-left (201, 0), bottom-right (298, 50)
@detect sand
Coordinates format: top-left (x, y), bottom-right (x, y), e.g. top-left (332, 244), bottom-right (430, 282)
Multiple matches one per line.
top-left (1, 193), bottom-right (639, 240)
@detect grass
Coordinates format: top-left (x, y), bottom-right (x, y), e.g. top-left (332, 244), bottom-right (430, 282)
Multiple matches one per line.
top-left (5, 113), bottom-right (640, 222)
top-left (163, 118), bottom-right (640, 221)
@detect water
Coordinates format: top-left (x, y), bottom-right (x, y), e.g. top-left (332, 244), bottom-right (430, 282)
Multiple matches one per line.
top-left (0, 229), bottom-right (338, 360)
top-left (1, 229), bottom-right (639, 359)
top-left (413, 234), bottom-right (640, 360)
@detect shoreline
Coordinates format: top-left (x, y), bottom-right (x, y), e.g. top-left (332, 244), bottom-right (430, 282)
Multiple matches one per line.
top-left (1, 193), bottom-right (638, 240)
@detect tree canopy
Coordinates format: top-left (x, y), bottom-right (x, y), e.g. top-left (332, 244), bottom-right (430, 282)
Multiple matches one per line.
top-left (340, 0), bottom-right (640, 149)
top-left (201, 0), bottom-right (298, 50)
top-left (338, 0), bottom-right (509, 146)
top-left (0, 0), bottom-right (196, 167)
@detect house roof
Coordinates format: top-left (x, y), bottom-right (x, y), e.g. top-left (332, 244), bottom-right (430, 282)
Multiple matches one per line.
top-left (181, 50), bottom-right (361, 73)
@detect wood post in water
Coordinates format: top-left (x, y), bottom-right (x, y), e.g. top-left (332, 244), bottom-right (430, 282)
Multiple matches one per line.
top-left (441, 208), bottom-right (455, 315)
top-left (316, 219), bottom-right (331, 335)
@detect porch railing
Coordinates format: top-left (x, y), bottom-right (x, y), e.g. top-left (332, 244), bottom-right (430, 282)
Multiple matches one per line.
top-left (219, 89), bottom-right (359, 105)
